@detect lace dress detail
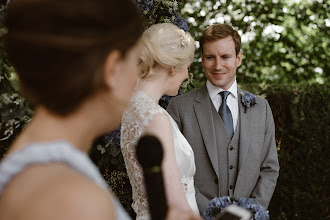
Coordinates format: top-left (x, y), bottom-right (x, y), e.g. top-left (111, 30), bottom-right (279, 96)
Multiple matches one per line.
top-left (121, 91), bottom-right (199, 220)
top-left (0, 141), bottom-right (131, 220)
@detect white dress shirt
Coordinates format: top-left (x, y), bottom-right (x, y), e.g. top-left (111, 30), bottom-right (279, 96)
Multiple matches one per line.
top-left (206, 79), bottom-right (239, 132)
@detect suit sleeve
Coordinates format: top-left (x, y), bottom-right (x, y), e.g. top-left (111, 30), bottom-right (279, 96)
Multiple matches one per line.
top-left (167, 98), bottom-right (182, 130)
top-left (194, 186), bottom-right (211, 215)
top-left (251, 99), bottom-right (280, 209)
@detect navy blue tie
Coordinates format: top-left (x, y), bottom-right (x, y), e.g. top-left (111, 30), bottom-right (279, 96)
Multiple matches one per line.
top-left (219, 91), bottom-right (234, 138)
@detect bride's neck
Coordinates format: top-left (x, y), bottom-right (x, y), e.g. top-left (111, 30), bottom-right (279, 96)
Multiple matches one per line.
top-left (136, 77), bottom-right (167, 103)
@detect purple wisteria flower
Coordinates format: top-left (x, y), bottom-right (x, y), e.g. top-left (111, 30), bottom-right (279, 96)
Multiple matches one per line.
top-left (103, 127), bottom-right (121, 147)
top-left (241, 91), bottom-right (257, 113)
top-left (159, 90), bottom-right (183, 109)
top-left (135, 0), bottom-right (153, 13)
top-left (173, 14), bottom-right (189, 32)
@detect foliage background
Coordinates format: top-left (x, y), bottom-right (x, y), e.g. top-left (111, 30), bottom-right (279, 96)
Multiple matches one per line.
top-left (0, 0), bottom-right (329, 219)
top-left (0, 0), bottom-right (33, 159)
top-left (183, 0), bottom-right (329, 88)
top-left (241, 82), bottom-right (330, 219)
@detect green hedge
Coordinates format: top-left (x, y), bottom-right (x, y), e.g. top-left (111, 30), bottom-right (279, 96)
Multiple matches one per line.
top-left (242, 82), bottom-right (330, 219)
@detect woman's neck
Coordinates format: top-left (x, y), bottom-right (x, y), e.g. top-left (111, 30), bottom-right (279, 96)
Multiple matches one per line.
top-left (135, 72), bottom-right (169, 103)
top-left (9, 106), bottom-right (107, 154)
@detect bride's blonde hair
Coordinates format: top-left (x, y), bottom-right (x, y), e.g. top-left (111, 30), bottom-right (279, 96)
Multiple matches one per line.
top-left (139, 23), bottom-right (195, 78)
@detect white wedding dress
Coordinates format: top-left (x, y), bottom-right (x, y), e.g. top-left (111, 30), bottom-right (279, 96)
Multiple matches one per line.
top-left (121, 91), bottom-right (199, 220)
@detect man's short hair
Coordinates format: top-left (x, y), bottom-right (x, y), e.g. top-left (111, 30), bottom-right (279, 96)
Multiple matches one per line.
top-left (200, 24), bottom-right (241, 56)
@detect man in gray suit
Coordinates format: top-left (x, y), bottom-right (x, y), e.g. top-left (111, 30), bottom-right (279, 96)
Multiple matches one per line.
top-left (167, 24), bottom-right (279, 214)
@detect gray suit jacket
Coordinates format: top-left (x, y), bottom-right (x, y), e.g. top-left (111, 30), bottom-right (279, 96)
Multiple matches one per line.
top-left (167, 85), bottom-right (279, 213)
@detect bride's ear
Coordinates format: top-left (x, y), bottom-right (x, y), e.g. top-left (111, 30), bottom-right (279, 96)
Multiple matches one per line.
top-left (103, 50), bottom-right (122, 90)
top-left (169, 66), bottom-right (176, 77)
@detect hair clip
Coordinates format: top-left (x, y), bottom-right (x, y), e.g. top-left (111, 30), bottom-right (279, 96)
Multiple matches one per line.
top-left (169, 32), bottom-right (188, 51)
top-left (179, 39), bottom-right (188, 47)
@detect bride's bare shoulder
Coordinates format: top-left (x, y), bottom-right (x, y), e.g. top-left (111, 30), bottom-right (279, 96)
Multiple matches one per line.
top-left (146, 112), bottom-right (171, 133)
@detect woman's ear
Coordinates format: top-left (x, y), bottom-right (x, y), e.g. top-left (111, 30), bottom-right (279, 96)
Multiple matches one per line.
top-left (103, 50), bottom-right (122, 90)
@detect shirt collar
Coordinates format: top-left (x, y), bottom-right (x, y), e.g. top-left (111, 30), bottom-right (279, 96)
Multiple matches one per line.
top-left (206, 79), bottom-right (238, 100)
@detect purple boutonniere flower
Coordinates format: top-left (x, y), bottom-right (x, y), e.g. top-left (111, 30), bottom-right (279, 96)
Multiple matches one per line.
top-left (241, 92), bottom-right (257, 113)
top-left (135, 0), bottom-right (153, 13)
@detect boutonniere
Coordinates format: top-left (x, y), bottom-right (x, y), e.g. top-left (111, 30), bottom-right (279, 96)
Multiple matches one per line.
top-left (241, 92), bottom-right (257, 113)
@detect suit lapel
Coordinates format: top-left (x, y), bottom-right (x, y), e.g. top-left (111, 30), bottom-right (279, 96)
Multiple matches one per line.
top-left (237, 88), bottom-right (252, 172)
top-left (193, 86), bottom-right (219, 179)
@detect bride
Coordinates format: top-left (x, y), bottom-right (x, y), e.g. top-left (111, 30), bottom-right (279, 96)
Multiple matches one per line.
top-left (121, 23), bottom-right (200, 219)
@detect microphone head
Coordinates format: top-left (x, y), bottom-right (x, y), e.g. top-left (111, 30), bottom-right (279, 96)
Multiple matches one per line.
top-left (136, 135), bottom-right (163, 168)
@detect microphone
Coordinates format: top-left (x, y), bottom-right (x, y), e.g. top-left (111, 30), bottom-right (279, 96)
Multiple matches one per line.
top-left (136, 135), bottom-right (168, 220)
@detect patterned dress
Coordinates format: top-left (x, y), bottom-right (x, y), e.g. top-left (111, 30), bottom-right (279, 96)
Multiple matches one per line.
top-left (121, 91), bottom-right (199, 220)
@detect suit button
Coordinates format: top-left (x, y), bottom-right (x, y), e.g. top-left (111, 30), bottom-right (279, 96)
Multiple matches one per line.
top-left (229, 146), bottom-right (234, 150)
top-left (229, 165), bottom-right (233, 169)
top-left (229, 185), bottom-right (233, 189)
top-left (214, 179), bottom-right (218, 184)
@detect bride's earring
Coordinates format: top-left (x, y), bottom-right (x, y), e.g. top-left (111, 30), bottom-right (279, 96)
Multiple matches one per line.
top-left (169, 66), bottom-right (176, 76)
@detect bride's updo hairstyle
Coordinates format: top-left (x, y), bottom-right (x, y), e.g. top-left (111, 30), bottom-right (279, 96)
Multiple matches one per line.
top-left (139, 23), bottom-right (195, 78)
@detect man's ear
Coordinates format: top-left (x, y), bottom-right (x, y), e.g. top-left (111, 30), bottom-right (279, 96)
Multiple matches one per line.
top-left (236, 51), bottom-right (243, 68)
top-left (201, 51), bottom-right (204, 63)
top-left (103, 50), bottom-right (122, 89)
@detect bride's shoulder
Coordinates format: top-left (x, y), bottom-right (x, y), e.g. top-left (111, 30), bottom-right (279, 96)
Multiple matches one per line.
top-left (148, 112), bottom-right (171, 125)
top-left (144, 112), bottom-right (172, 138)
top-left (121, 91), bottom-right (168, 135)
top-left (125, 91), bottom-right (165, 118)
